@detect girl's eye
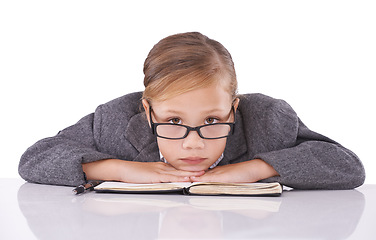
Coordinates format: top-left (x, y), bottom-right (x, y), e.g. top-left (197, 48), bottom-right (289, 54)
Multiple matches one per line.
top-left (168, 118), bottom-right (182, 125)
top-left (205, 118), bottom-right (219, 125)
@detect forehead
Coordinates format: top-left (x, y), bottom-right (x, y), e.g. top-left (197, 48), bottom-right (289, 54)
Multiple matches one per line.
top-left (152, 83), bottom-right (232, 114)
top-left (149, 71), bottom-right (234, 101)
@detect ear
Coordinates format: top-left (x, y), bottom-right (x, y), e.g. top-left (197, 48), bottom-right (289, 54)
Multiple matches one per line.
top-left (142, 99), bottom-right (151, 127)
top-left (233, 97), bottom-right (240, 112)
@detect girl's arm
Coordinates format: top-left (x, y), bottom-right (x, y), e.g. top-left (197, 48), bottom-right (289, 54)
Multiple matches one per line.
top-left (247, 95), bottom-right (365, 190)
top-left (19, 105), bottom-right (204, 186)
top-left (19, 114), bottom-right (116, 186)
top-left (253, 119), bottom-right (366, 190)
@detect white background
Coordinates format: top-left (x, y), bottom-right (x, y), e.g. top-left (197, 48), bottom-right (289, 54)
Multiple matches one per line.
top-left (1, 0), bottom-right (375, 183)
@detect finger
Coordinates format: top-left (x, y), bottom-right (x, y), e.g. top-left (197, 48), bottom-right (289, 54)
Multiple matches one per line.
top-left (157, 175), bottom-right (191, 183)
top-left (190, 171), bottom-right (232, 182)
top-left (159, 170), bottom-right (206, 182)
top-left (190, 175), bottom-right (215, 182)
top-left (181, 170), bottom-right (206, 176)
top-left (161, 164), bottom-right (205, 176)
top-left (163, 169), bottom-right (205, 177)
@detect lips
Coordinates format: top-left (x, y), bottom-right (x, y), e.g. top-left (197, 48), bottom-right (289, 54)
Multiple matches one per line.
top-left (180, 157), bottom-right (207, 164)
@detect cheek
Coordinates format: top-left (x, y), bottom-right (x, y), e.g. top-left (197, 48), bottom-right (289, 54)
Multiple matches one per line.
top-left (206, 139), bottom-right (227, 157)
top-left (157, 138), bottom-right (181, 159)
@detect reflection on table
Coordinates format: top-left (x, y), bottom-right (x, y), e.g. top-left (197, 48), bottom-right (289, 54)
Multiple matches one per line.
top-left (17, 183), bottom-right (365, 239)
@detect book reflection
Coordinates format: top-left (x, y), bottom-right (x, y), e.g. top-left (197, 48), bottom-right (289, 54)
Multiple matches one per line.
top-left (18, 183), bottom-right (364, 239)
top-left (83, 194), bottom-right (281, 239)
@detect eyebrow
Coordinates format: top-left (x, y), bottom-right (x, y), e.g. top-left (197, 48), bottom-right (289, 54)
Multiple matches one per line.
top-left (163, 109), bottom-right (182, 115)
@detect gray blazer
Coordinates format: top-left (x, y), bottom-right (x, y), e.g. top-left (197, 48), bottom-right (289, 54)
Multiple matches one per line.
top-left (19, 92), bottom-right (365, 189)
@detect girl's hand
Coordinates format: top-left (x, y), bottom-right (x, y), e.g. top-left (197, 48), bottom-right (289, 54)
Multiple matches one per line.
top-left (83, 159), bottom-right (205, 183)
top-left (120, 161), bottom-right (206, 183)
top-left (190, 159), bottom-right (279, 183)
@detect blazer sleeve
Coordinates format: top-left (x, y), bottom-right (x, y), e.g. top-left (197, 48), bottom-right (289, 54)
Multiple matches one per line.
top-left (252, 98), bottom-right (365, 190)
top-left (18, 112), bottom-right (116, 186)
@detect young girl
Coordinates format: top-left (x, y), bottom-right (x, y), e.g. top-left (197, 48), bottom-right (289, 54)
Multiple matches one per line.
top-left (19, 32), bottom-right (365, 189)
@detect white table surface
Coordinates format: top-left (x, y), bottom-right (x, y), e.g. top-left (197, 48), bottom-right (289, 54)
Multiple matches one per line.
top-left (1, 178), bottom-right (375, 240)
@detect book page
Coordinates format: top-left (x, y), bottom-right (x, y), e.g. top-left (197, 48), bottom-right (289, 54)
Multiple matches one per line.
top-left (188, 182), bottom-right (282, 195)
top-left (190, 182), bottom-right (279, 188)
top-left (95, 181), bottom-right (192, 191)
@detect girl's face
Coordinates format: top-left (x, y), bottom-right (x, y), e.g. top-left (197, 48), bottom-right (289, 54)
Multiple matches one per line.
top-left (143, 82), bottom-right (239, 172)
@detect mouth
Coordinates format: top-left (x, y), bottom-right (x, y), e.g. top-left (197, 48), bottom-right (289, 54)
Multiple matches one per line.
top-left (179, 157), bottom-right (207, 165)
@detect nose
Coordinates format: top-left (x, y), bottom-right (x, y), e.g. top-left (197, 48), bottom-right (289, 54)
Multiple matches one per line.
top-left (182, 130), bottom-right (205, 149)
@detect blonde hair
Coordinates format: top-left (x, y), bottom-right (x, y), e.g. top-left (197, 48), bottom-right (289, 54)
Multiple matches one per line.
top-left (142, 32), bottom-right (237, 103)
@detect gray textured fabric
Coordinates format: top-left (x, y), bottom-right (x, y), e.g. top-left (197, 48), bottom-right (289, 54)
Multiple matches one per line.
top-left (19, 92), bottom-right (365, 189)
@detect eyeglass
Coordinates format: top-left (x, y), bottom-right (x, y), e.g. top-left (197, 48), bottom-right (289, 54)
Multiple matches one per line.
top-left (149, 106), bottom-right (236, 140)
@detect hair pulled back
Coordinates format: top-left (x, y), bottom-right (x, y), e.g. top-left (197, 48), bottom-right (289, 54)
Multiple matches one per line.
top-left (143, 32), bottom-right (237, 103)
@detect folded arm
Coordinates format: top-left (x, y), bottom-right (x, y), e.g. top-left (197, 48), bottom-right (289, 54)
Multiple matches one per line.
top-left (255, 121), bottom-right (366, 190)
top-left (18, 114), bottom-right (116, 186)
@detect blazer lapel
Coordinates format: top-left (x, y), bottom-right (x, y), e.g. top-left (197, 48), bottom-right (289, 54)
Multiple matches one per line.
top-left (221, 110), bottom-right (248, 165)
top-left (124, 113), bottom-right (160, 162)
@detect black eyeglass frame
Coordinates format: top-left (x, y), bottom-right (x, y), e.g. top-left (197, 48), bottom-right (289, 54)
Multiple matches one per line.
top-left (149, 106), bottom-right (236, 140)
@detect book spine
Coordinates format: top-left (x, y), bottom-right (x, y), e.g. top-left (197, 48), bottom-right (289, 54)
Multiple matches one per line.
top-left (182, 187), bottom-right (190, 195)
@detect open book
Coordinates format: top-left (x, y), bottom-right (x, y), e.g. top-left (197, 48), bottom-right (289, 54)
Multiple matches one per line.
top-left (94, 181), bottom-right (282, 196)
